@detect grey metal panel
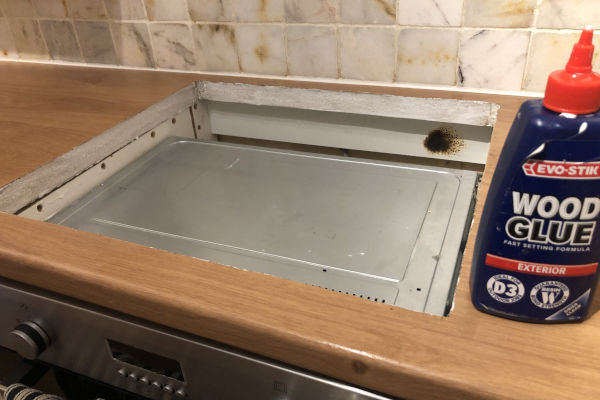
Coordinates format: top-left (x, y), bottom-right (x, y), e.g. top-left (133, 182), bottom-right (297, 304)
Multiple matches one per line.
top-left (50, 138), bottom-right (477, 314)
top-left (206, 102), bottom-right (492, 164)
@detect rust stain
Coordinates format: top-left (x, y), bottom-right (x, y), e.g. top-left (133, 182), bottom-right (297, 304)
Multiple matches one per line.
top-left (423, 127), bottom-right (464, 155)
top-left (210, 24), bottom-right (236, 46)
top-left (260, 0), bottom-right (269, 21)
top-left (499, 0), bottom-right (534, 17)
top-left (374, 0), bottom-right (395, 18)
top-left (400, 50), bottom-right (452, 66)
top-left (146, 0), bottom-right (156, 18)
top-left (228, 28), bottom-right (236, 45)
top-left (327, 4), bottom-right (336, 18)
top-left (254, 44), bottom-right (269, 63)
top-left (60, 0), bottom-right (68, 16)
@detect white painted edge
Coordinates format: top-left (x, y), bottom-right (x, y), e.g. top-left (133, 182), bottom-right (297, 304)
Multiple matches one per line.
top-left (196, 82), bottom-right (500, 127)
top-left (0, 84), bottom-right (196, 214)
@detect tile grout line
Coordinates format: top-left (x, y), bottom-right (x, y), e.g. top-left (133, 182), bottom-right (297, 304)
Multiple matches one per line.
top-left (456, 0), bottom-right (468, 88)
top-left (65, 0), bottom-right (89, 64)
top-left (143, 15), bottom-right (160, 69)
top-left (0, 57), bottom-right (544, 98)
top-left (393, 22), bottom-right (399, 82)
top-left (102, 0), bottom-right (120, 65)
top-left (2, 15), bottom-right (594, 33)
top-left (520, 0), bottom-right (546, 91)
top-left (146, 20), bottom-right (161, 70)
top-left (283, 21), bottom-right (290, 76)
top-left (1, 2), bottom-right (588, 94)
top-left (392, 0), bottom-right (397, 82)
top-left (36, 18), bottom-right (52, 61)
top-left (70, 13), bottom-right (85, 62)
top-left (0, 16), bottom-right (20, 60)
top-left (335, 0), bottom-right (341, 79)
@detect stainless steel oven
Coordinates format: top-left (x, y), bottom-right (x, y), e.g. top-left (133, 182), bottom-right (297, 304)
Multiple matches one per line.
top-left (0, 278), bottom-right (392, 400)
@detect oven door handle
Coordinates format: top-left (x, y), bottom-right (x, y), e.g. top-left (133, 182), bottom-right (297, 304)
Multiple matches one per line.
top-left (0, 358), bottom-right (60, 400)
top-left (0, 358), bottom-right (48, 389)
top-left (0, 382), bottom-right (64, 400)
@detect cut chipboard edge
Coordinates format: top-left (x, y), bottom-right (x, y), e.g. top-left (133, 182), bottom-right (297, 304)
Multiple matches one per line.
top-left (5, 81), bottom-right (498, 216)
top-left (0, 84), bottom-right (196, 215)
top-left (19, 109), bottom-right (196, 221)
top-left (196, 81), bottom-right (500, 127)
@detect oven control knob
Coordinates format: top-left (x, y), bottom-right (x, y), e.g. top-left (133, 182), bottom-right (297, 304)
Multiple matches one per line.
top-left (7, 321), bottom-right (51, 360)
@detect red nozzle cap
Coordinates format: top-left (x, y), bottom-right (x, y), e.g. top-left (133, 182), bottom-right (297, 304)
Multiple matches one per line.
top-left (543, 28), bottom-right (600, 114)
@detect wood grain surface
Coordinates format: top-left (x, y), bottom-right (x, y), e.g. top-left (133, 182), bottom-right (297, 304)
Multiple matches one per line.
top-left (0, 62), bottom-right (195, 187)
top-left (0, 61), bottom-right (598, 400)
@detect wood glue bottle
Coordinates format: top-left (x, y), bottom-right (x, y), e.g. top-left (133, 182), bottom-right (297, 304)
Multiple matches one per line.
top-left (470, 28), bottom-right (600, 322)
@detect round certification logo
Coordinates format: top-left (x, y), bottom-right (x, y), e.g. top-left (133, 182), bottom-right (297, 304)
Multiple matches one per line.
top-left (486, 274), bottom-right (525, 303)
top-left (530, 281), bottom-right (569, 309)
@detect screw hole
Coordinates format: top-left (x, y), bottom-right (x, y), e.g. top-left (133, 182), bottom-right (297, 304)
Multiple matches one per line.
top-left (382, 299), bottom-right (386, 303)
top-left (171, 118), bottom-right (176, 124)
top-left (150, 131), bottom-right (156, 138)
top-left (36, 204), bottom-right (43, 212)
top-left (193, 103), bottom-right (198, 110)
top-left (197, 124), bottom-right (201, 131)
top-left (322, 269), bottom-right (327, 272)
top-left (101, 163), bottom-right (106, 170)
top-left (416, 288), bottom-right (422, 291)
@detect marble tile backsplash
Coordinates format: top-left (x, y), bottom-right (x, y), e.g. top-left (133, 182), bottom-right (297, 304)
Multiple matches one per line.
top-left (1, 0), bottom-right (600, 93)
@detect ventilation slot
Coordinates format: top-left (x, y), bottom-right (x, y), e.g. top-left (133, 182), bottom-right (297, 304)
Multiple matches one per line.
top-left (313, 285), bottom-right (385, 303)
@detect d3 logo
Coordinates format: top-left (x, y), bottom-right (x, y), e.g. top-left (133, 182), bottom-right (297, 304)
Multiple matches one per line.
top-left (530, 281), bottom-right (569, 309)
top-left (486, 274), bottom-right (525, 303)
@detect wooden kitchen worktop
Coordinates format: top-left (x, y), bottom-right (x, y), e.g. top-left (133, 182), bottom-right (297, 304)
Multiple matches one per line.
top-left (0, 61), bottom-right (598, 400)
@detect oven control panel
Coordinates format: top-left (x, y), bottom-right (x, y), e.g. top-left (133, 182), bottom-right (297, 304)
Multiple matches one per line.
top-left (115, 365), bottom-right (187, 398)
top-left (109, 339), bottom-right (187, 398)
top-left (0, 279), bottom-right (393, 400)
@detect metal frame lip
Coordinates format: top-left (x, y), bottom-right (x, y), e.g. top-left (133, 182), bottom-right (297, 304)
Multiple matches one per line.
top-left (49, 137), bottom-right (478, 315)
